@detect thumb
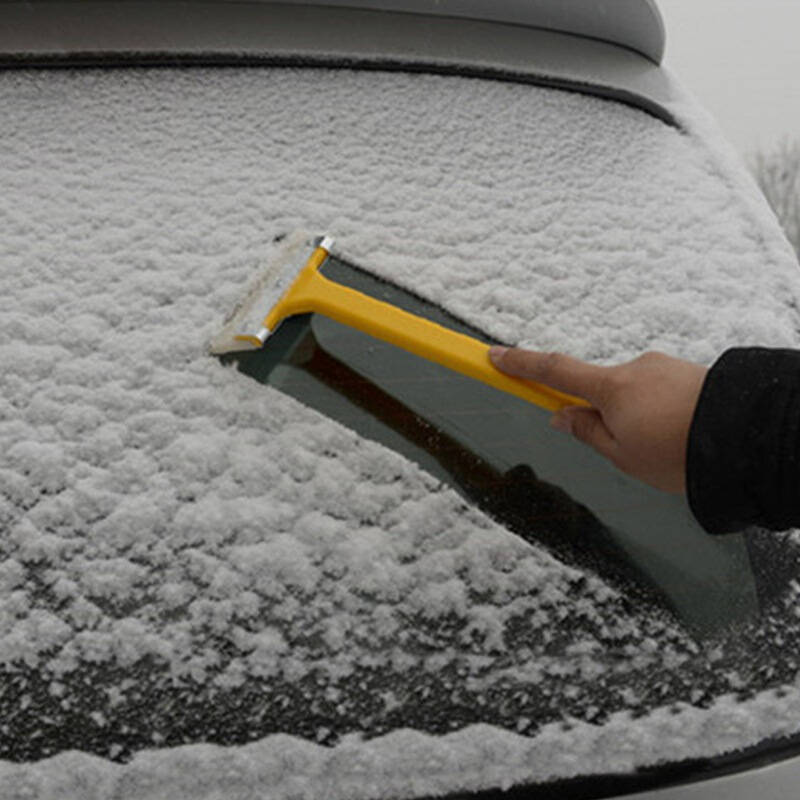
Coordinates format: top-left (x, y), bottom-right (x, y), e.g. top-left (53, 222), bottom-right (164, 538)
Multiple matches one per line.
top-left (553, 407), bottom-right (619, 463)
top-left (489, 347), bottom-right (607, 407)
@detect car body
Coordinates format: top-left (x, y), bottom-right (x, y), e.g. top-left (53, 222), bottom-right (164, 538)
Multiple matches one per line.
top-left (2, 2), bottom-right (800, 798)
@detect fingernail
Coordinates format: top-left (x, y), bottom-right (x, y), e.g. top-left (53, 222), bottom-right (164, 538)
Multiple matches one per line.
top-left (550, 413), bottom-right (572, 435)
top-left (489, 346), bottom-right (508, 363)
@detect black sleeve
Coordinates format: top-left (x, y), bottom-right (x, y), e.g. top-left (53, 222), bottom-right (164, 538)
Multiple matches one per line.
top-left (686, 347), bottom-right (800, 534)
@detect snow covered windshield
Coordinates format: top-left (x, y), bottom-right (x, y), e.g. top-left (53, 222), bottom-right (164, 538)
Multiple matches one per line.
top-left (3, 65), bottom-right (800, 797)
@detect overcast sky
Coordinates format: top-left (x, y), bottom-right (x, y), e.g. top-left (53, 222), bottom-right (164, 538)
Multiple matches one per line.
top-left (658, 0), bottom-right (800, 156)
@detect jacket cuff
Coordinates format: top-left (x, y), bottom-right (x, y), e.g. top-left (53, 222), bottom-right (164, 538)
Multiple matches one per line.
top-left (687, 347), bottom-right (800, 534)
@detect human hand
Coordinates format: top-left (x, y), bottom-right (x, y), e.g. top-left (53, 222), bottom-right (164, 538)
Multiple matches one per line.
top-left (488, 348), bottom-right (708, 494)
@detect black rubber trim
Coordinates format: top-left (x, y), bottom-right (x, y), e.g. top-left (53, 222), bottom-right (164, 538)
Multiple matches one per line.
top-left (0, 50), bottom-right (680, 128)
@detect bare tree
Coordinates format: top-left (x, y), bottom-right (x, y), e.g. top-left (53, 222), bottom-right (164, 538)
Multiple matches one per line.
top-left (751, 139), bottom-right (800, 260)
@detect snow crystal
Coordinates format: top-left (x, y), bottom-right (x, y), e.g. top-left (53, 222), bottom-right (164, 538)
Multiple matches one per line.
top-left (1, 63), bottom-right (800, 797)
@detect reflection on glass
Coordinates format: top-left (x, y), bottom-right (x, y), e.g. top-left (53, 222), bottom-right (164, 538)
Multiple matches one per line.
top-left (225, 255), bottom-right (759, 635)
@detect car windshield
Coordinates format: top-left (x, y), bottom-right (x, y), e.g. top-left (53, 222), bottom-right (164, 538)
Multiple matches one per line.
top-left (3, 50), bottom-right (800, 799)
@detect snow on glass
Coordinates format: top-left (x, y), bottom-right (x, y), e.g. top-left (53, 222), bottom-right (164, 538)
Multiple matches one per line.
top-left (1, 66), bottom-right (800, 798)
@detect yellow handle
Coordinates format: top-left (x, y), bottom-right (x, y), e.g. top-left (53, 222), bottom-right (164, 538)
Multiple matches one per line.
top-left (263, 247), bottom-right (588, 413)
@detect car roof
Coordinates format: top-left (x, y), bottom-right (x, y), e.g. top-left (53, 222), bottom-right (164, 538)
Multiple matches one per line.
top-left (272, 0), bottom-right (667, 63)
top-left (0, 0), bottom-right (667, 65)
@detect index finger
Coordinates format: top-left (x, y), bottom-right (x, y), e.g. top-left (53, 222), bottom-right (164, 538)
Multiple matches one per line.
top-left (489, 347), bottom-right (611, 407)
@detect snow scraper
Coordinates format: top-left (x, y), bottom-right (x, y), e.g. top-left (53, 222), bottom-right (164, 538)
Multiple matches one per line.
top-left (210, 233), bottom-right (588, 412)
top-left (211, 232), bottom-right (761, 636)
